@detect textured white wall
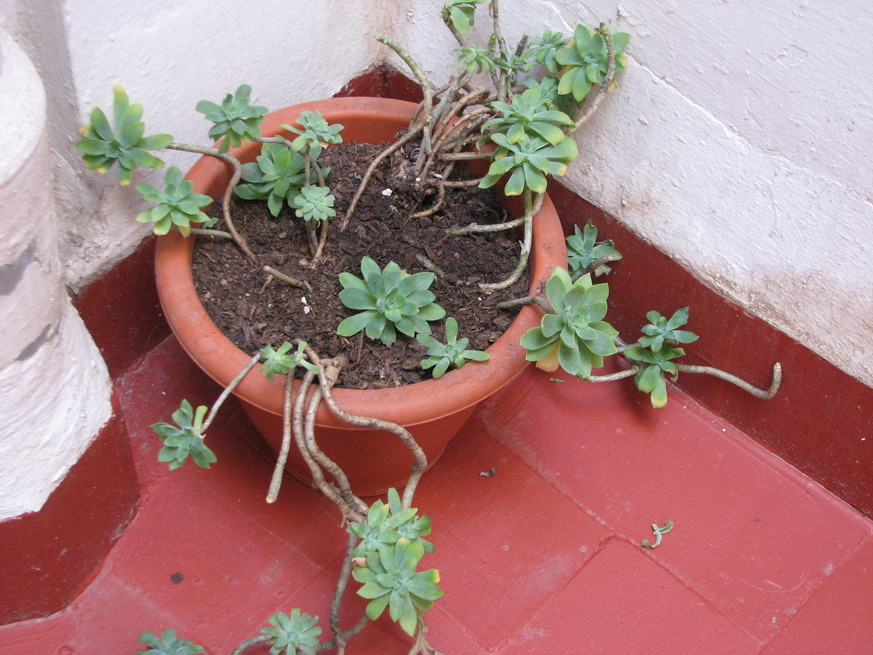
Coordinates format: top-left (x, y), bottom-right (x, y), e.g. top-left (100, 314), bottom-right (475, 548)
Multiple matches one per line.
top-left (0, 25), bottom-right (112, 520)
top-left (392, 0), bottom-right (873, 387)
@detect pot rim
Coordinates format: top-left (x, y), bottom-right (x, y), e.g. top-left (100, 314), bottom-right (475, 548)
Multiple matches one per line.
top-left (155, 96), bottom-right (567, 428)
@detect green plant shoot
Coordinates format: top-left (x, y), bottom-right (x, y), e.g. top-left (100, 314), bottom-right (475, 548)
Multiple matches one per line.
top-left (260, 609), bottom-right (322, 655)
top-left (566, 222), bottom-right (622, 278)
top-left (442, 0), bottom-right (486, 35)
top-left (417, 317), bottom-right (490, 378)
top-left (280, 110), bottom-right (344, 159)
top-left (76, 85), bottom-right (171, 185)
top-left (479, 132), bottom-right (577, 195)
top-left (639, 307), bottom-right (699, 352)
top-left (235, 143), bottom-right (326, 217)
top-left (259, 341), bottom-right (319, 380)
top-left (291, 186), bottom-right (336, 224)
top-left (195, 84), bottom-right (268, 153)
top-left (135, 166), bottom-right (213, 236)
top-left (136, 629), bottom-right (205, 655)
top-left (555, 25), bottom-right (631, 102)
top-left (352, 538), bottom-right (444, 636)
top-left (348, 488), bottom-right (434, 558)
top-left (520, 268), bottom-right (618, 377)
top-left (150, 400), bottom-right (217, 470)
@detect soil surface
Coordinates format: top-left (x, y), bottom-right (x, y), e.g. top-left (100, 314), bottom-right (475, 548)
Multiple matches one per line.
top-left (193, 139), bottom-right (529, 389)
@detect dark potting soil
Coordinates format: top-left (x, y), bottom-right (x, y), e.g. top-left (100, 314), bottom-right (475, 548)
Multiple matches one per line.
top-left (192, 140), bottom-right (529, 389)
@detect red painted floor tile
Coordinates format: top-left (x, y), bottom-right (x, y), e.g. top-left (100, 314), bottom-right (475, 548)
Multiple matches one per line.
top-left (480, 366), bottom-right (873, 643)
top-left (0, 571), bottom-right (179, 655)
top-left (501, 538), bottom-right (761, 655)
top-left (762, 536), bottom-right (873, 655)
top-left (416, 420), bottom-right (612, 650)
top-left (2, 336), bottom-right (872, 654)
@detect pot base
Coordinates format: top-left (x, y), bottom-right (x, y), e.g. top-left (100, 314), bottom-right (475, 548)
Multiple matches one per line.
top-left (240, 399), bottom-right (475, 496)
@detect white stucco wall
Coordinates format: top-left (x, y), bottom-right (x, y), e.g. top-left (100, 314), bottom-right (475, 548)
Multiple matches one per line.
top-left (0, 23), bottom-right (112, 520)
top-left (392, 0), bottom-right (873, 387)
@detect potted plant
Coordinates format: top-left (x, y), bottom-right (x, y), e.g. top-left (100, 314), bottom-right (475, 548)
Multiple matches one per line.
top-left (78, 2), bottom-right (781, 652)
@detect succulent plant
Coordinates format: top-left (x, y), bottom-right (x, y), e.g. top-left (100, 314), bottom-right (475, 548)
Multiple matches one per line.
top-left (457, 44), bottom-right (497, 75)
top-left (352, 538), bottom-right (444, 636)
top-left (566, 222), bottom-right (622, 278)
top-left (482, 86), bottom-right (574, 146)
top-left (235, 143), bottom-right (325, 217)
top-left (136, 629), bottom-right (204, 655)
top-left (336, 257), bottom-right (446, 345)
top-left (555, 25), bottom-right (631, 102)
top-left (524, 29), bottom-right (567, 74)
top-left (135, 166), bottom-right (213, 236)
top-left (348, 488), bottom-right (434, 558)
top-left (291, 185), bottom-right (336, 224)
top-left (520, 268), bottom-right (619, 377)
top-left (624, 344), bottom-right (685, 408)
top-left (261, 609), bottom-right (322, 655)
top-left (479, 132), bottom-right (578, 195)
top-left (417, 317), bottom-right (490, 378)
top-left (150, 400), bottom-right (217, 470)
top-left (280, 110), bottom-right (344, 159)
top-left (442, 0), bottom-right (486, 35)
top-left (76, 85), bottom-right (171, 185)
top-left (259, 341), bottom-right (319, 380)
top-left (195, 84), bottom-right (268, 152)
top-left (638, 307), bottom-right (699, 352)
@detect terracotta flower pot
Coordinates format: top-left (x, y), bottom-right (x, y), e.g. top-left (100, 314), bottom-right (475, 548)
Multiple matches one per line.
top-left (155, 97), bottom-right (567, 496)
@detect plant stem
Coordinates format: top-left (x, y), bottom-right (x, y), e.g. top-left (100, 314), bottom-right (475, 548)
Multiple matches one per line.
top-left (340, 121), bottom-right (425, 230)
top-left (290, 368), bottom-right (365, 522)
top-left (307, 347), bottom-right (428, 509)
top-left (263, 265), bottom-right (309, 290)
top-left (447, 214), bottom-right (524, 235)
top-left (230, 634), bottom-right (270, 655)
top-left (166, 143), bottom-right (258, 264)
top-left (312, 218), bottom-right (330, 264)
top-left (304, 363), bottom-right (368, 515)
top-left (676, 362), bottom-right (783, 399)
top-left (582, 368), bottom-right (638, 382)
top-left (496, 295), bottom-right (553, 313)
top-left (201, 352), bottom-right (261, 434)
top-left (411, 184), bottom-right (447, 219)
top-left (479, 191), bottom-right (542, 290)
top-left (189, 227), bottom-right (233, 239)
top-left (437, 151), bottom-right (493, 161)
top-left (415, 254), bottom-right (446, 277)
top-left (375, 34), bottom-right (433, 155)
top-left (439, 177), bottom-right (486, 188)
top-left (329, 531), bottom-right (359, 651)
top-left (265, 371), bottom-right (298, 504)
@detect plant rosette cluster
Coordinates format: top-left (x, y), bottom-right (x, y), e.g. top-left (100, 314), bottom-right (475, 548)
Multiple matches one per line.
top-left (349, 489), bottom-right (443, 636)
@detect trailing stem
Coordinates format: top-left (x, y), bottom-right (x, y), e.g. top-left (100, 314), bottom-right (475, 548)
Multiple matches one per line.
top-left (339, 121), bottom-right (425, 230)
top-left (676, 362), bottom-right (783, 399)
top-left (479, 190), bottom-right (543, 290)
top-left (305, 347), bottom-right (428, 509)
top-left (375, 34), bottom-right (434, 155)
top-left (329, 531), bottom-right (361, 654)
top-left (202, 352), bottom-right (262, 434)
top-left (166, 143), bottom-right (258, 264)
